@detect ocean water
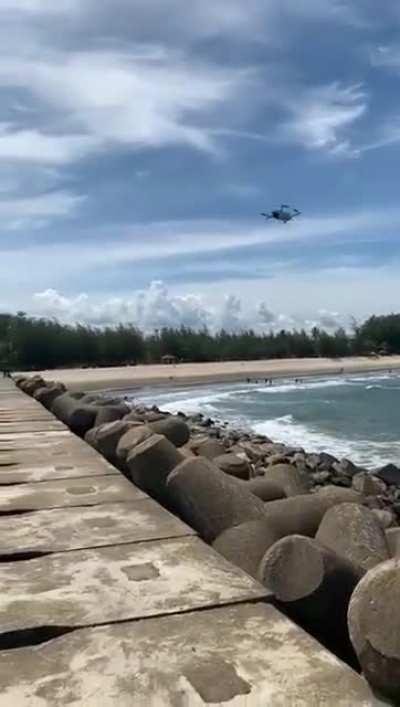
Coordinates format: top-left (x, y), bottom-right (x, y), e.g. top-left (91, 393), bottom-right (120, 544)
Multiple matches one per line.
top-left (126, 372), bottom-right (400, 470)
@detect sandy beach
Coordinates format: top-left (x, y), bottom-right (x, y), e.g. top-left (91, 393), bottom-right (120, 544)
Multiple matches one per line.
top-left (31, 355), bottom-right (400, 392)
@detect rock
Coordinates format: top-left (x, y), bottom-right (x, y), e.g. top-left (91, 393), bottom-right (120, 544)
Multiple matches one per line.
top-left (245, 477), bottom-right (285, 502)
top-left (116, 425), bottom-right (153, 464)
top-left (312, 471), bottom-right (331, 485)
top-left (124, 410), bottom-right (146, 423)
top-left (386, 527), bottom-right (400, 557)
top-left (213, 520), bottom-right (279, 579)
top-left (33, 383), bottom-right (66, 408)
top-left (84, 427), bottom-right (99, 449)
top-left (330, 474), bottom-right (352, 488)
top-left (214, 454), bottom-right (252, 480)
top-left (305, 454), bottom-right (320, 472)
top-left (238, 442), bottom-right (267, 462)
top-left (372, 509), bottom-right (396, 530)
top-left (92, 420), bottom-right (137, 465)
top-left (126, 434), bottom-right (183, 503)
top-left (259, 535), bottom-right (361, 661)
top-left (69, 392), bottom-right (86, 400)
top-left (79, 393), bottom-right (101, 405)
top-left (263, 490), bottom-right (363, 539)
top-left (166, 457), bottom-right (266, 543)
top-left (51, 393), bottom-right (99, 437)
top-left (307, 452), bottom-right (338, 471)
top-left (263, 463), bottom-right (310, 497)
top-left (375, 463), bottom-right (400, 487)
top-left (180, 445), bottom-right (195, 459)
top-left (20, 376), bottom-right (45, 396)
top-left (316, 503), bottom-right (390, 573)
top-left (95, 404), bottom-right (130, 427)
top-left (316, 486), bottom-right (363, 504)
top-left (261, 442), bottom-right (288, 457)
top-left (265, 454), bottom-right (291, 467)
top-left (149, 416), bottom-right (190, 448)
top-left (195, 439), bottom-right (226, 460)
top-left (352, 472), bottom-right (387, 496)
top-left (362, 494), bottom-right (387, 510)
top-left (331, 459), bottom-right (360, 479)
top-left (13, 375), bottom-right (27, 387)
top-left (143, 411), bottom-right (167, 423)
top-left (348, 558), bottom-right (400, 702)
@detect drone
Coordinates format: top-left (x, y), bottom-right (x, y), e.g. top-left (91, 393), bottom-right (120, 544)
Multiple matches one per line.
top-left (260, 204), bottom-right (301, 224)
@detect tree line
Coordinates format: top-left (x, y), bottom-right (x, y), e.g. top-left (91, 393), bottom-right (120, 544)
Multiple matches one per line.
top-left (0, 311), bottom-right (397, 370)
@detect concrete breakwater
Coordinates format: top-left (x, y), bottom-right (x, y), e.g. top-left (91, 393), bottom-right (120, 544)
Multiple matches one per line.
top-left (0, 374), bottom-right (390, 705)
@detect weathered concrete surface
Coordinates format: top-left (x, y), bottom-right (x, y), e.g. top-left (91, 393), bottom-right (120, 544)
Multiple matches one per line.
top-left (0, 537), bottom-right (267, 632)
top-left (0, 434), bottom-right (114, 460)
top-left (0, 456), bottom-right (118, 484)
top-left (0, 419), bottom-right (66, 433)
top-left (0, 410), bottom-right (58, 422)
top-left (0, 430), bottom-right (71, 450)
top-left (0, 603), bottom-right (379, 706)
top-left (0, 474), bottom-right (146, 512)
top-left (0, 499), bottom-right (194, 555)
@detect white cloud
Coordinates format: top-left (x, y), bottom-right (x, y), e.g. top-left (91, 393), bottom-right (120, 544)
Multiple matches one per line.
top-left (279, 83), bottom-right (367, 156)
top-left (0, 124), bottom-right (98, 164)
top-left (135, 281), bottom-right (211, 331)
top-left (33, 282), bottom-right (212, 331)
top-left (0, 190), bottom-right (83, 230)
top-left (31, 282), bottom-right (359, 335)
top-left (258, 302), bottom-right (276, 326)
top-left (219, 295), bottom-right (243, 331)
top-left (316, 309), bottom-right (345, 330)
top-left (0, 49), bottom-right (249, 159)
top-left (370, 44), bottom-right (400, 70)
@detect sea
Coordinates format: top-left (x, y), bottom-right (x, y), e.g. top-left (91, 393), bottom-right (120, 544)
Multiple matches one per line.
top-left (124, 371), bottom-right (400, 470)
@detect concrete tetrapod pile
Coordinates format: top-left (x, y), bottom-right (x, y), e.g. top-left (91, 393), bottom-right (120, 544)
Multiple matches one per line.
top-left (15, 373), bottom-right (400, 704)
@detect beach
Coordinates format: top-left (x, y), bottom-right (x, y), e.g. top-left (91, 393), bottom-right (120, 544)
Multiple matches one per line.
top-left (32, 355), bottom-right (400, 392)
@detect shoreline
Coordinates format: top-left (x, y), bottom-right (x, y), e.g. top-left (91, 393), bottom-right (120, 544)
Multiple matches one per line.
top-left (29, 355), bottom-right (400, 392)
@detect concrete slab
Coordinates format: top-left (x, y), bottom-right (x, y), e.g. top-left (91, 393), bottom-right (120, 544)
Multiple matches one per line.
top-left (0, 537), bottom-right (267, 633)
top-left (0, 431), bottom-right (71, 447)
top-left (0, 474), bottom-right (146, 512)
top-left (0, 410), bottom-right (54, 422)
top-left (0, 433), bottom-right (96, 456)
top-left (0, 457), bottom-right (118, 484)
top-left (0, 603), bottom-right (379, 706)
top-left (0, 499), bottom-right (194, 555)
top-left (0, 414), bottom-right (58, 425)
top-left (0, 420), bottom-right (66, 433)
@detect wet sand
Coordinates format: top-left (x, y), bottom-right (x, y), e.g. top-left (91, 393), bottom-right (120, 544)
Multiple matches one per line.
top-left (29, 356), bottom-right (400, 392)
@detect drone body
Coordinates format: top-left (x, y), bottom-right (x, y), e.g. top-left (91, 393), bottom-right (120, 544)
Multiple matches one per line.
top-left (261, 204), bottom-right (301, 223)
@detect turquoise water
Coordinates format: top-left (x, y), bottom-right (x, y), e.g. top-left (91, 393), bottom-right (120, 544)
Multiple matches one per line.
top-left (127, 372), bottom-right (400, 470)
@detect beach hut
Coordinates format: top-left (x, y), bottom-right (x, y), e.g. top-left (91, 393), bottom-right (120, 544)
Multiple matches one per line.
top-left (161, 354), bottom-right (177, 365)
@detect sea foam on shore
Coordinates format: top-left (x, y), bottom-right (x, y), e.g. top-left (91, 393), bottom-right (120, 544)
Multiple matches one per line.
top-left (129, 372), bottom-right (400, 469)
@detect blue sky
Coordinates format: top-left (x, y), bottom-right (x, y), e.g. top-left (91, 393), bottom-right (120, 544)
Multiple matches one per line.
top-left (1, 0), bottom-right (400, 331)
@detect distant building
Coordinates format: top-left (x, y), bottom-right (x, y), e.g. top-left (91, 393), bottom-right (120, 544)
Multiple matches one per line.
top-left (161, 354), bottom-right (177, 365)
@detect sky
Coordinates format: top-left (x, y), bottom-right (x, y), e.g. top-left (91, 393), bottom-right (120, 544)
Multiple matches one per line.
top-left (0, 0), bottom-right (400, 332)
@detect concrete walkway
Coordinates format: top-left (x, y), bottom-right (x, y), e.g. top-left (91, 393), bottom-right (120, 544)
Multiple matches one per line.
top-left (0, 378), bottom-right (382, 705)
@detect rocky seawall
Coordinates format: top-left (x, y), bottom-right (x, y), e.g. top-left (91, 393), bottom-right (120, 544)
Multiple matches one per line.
top-left (16, 372), bottom-right (400, 704)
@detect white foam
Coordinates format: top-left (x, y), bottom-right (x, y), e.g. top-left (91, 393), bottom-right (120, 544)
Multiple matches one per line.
top-left (252, 377), bottom-right (349, 395)
top-left (130, 373), bottom-right (400, 469)
top-left (134, 385), bottom-right (246, 416)
top-left (253, 415), bottom-right (398, 469)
